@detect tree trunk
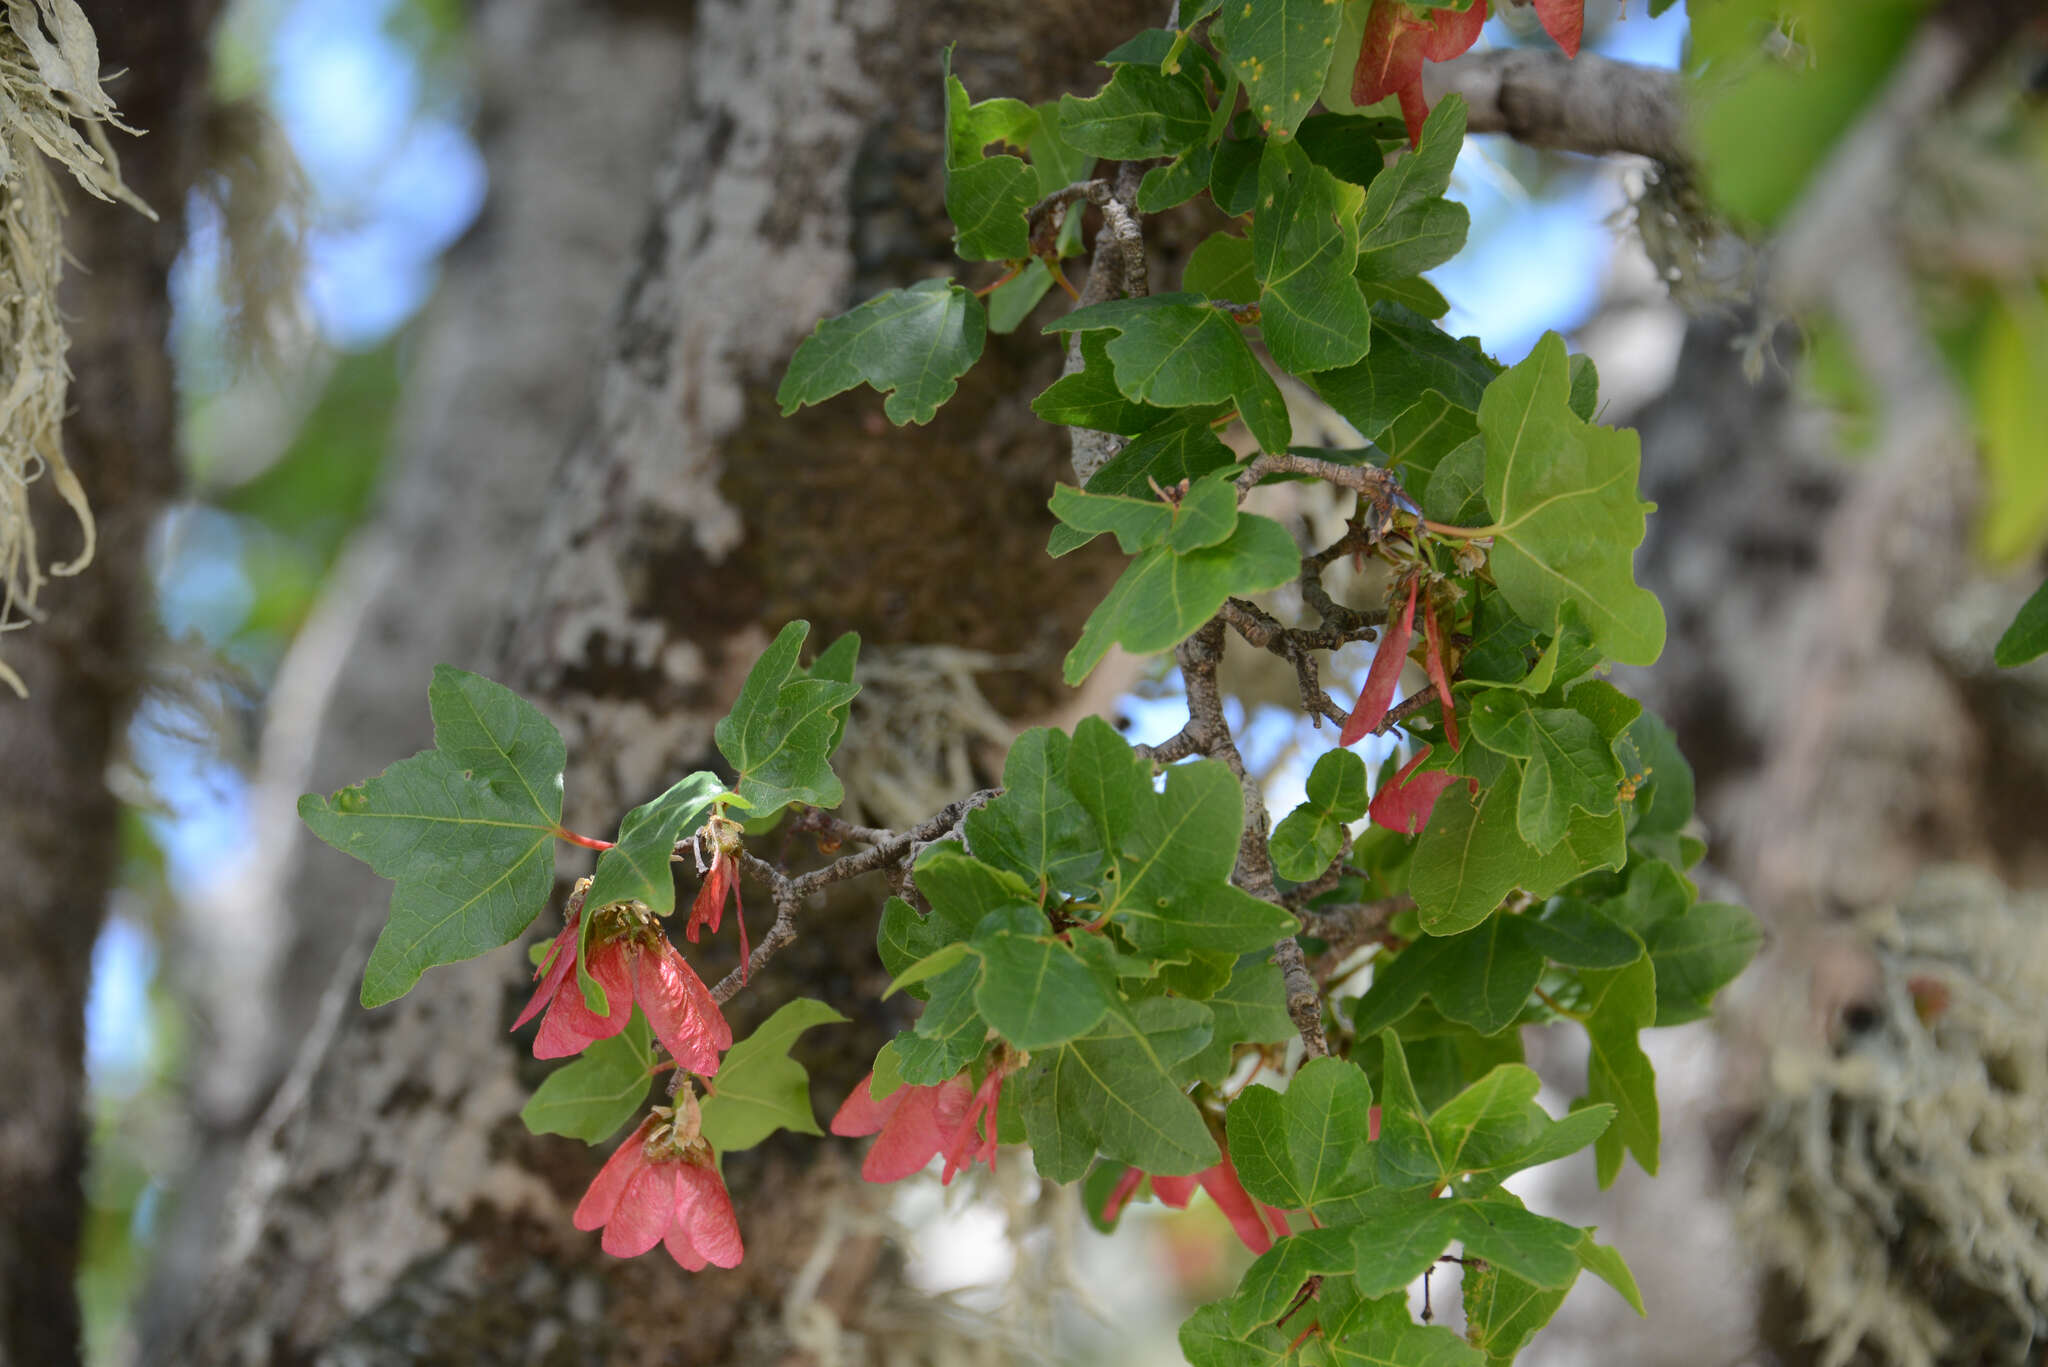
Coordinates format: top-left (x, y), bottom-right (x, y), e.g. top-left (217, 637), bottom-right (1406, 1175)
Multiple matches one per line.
top-left (160, 1), bottom-right (1145, 1360)
top-left (0, 3), bottom-right (218, 1363)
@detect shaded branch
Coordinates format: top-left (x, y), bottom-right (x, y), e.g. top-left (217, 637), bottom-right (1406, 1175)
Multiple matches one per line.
top-left (1041, 164), bottom-right (1151, 484)
top-left (1422, 48), bottom-right (1689, 167)
top-left (705, 790), bottom-right (999, 1004)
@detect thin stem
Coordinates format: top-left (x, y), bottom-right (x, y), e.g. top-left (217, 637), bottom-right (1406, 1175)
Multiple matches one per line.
top-left (555, 828), bottom-right (616, 851)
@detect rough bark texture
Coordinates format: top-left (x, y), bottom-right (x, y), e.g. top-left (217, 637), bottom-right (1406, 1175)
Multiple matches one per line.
top-left (0, 3), bottom-right (218, 1363)
top-left (163, 0), bottom-right (1148, 1361)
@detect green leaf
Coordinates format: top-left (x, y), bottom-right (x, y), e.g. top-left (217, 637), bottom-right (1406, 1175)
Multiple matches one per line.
top-left (912, 844), bottom-right (1037, 935)
top-left (1295, 111), bottom-right (1405, 188)
top-left (1308, 304), bottom-right (1499, 442)
top-left (426, 665), bottom-right (568, 819)
top-left (1047, 293), bottom-right (1291, 452)
top-left (1518, 899), bottom-right (1643, 969)
top-left (1421, 917), bottom-right (1545, 1036)
top-left (1995, 578), bottom-right (2048, 667)
top-left (984, 260), bottom-right (1055, 334)
top-left (1428, 1066), bottom-right (1542, 1178)
top-left (1406, 780), bottom-right (1522, 937)
top-left (1271, 749), bottom-right (1369, 881)
top-left (698, 998), bottom-right (848, 1151)
top-left (1213, 0), bottom-right (1346, 138)
top-left (1371, 1030), bottom-right (1440, 1191)
top-left (964, 728), bottom-right (1108, 894)
top-left (1211, 133), bottom-right (1264, 215)
top-left (943, 60), bottom-right (1039, 260)
top-left (1032, 332), bottom-right (1175, 435)
top-left (1491, 1103), bottom-right (1614, 1179)
top-left (1067, 718), bottom-right (1303, 955)
top-left (1014, 993), bottom-right (1218, 1180)
top-left (1348, 1198), bottom-right (1461, 1297)
top-left (519, 1012), bottom-right (654, 1143)
top-left (1477, 333), bottom-right (1666, 666)
top-left (778, 279), bottom-right (987, 426)
top-left (894, 959), bottom-right (989, 1084)
top-left (302, 749), bottom-right (558, 1008)
top-left (877, 896), bottom-right (945, 998)
top-left (1138, 144), bottom-right (1218, 211)
top-left (1253, 138), bottom-right (1373, 373)
top-left (884, 941), bottom-right (975, 997)
top-left (1621, 709), bottom-right (1694, 840)
top-left (1069, 408), bottom-right (1238, 504)
top-left (1184, 955), bottom-right (1296, 1084)
top-left (1354, 96), bottom-right (1469, 281)
top-left (584, 771), bottom-right (722, 916)
top-left (1463, 1257), bottom-right (1573, 1363)
top-left (1185, 230), bottom-right (1258, 304)
top-left (1331, 1323), bottom-right (1485, 1367)
top-left (1358, 275), bottom-right (1450, 319)
top-left (973, 933), bottom-right (1112, 1049)
top-left (1447, 1200), bottom-right (1582, 1289)
top-left (1577, 955), bottom-right (1659, 1185)
top-left (1059, 63), bottom-right (1210, 158)
top-left (1063, 513), bottom-right (1301, 684)
top-left (1645, 900), bottom-right (1761, 1026)
top-left (1227, 1056), bottom-right (1378, 1219)
top-left (1227, 1227), bottom-right (1360, 1336)
top-left (1467, 692), bottom-right (1622, 853)
top-left (1180, 1303), bottom-right (1298, 1367)
top-left (715, 621), bottom-right (862, 814)
top-left (1049, 469), bottom-right (1241, 555)
top-left (1376, 389), bottom-right (1477, 480)
top-left (1575, 1230), bottom-right (1647, 1315)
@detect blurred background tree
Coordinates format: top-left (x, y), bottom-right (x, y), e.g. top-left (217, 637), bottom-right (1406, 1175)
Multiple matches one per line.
top-left (2, 1), bottom-right (2042, 1364)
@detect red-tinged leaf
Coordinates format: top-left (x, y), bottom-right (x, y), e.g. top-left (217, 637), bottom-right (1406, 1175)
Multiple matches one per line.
top-left (512, 921), bottom-right (577, 1032)
top-left (671, 1162), bottom-right (745, 1269)
top-left (1199, 1151), bottom-right (1276, 1254)
top-left (1102, 1165), bottom-right (1145, 1223)
top-left (601, 1161), bottom-right (679, 1258)
top-left (635, 941), bottom-right (732, 1076)
top-left (1535, 0), bottom-right (1584, 58)
top-left (857, 1076), bottom-right (974, 1183)
top-left (1342, 578), bottom-right (1420, 746)
top-left (534, 939), bottom-right (634, 1059)
top-left (1369, 747), bottom-right (1460, 835)
top-left (1396, 84), bottom-right (1432, 146)
top-left (1422, 599), bottom-right (1461, 752)
top-left (829, 1071), bottom-right (902, 1137)
top-left (1419, 0), bottom-right (1488, 62)
top-left (575, 1117), bottom-right (656, 1231)
top-left (1353, 0), bottom-right (1430, 110)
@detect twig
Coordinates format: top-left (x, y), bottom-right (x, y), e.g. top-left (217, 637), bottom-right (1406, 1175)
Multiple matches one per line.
top-left (1218, 597), bottom-right (1353, 729)
top-left (703, 791), bottom-right (1000, 1005)
top-left (1045, 164), bottom-right (1150, 484)
top-left (1303, 896), bottom-right (1413, 980)
top-left (1177, 618), bottom-right (1330, 1057)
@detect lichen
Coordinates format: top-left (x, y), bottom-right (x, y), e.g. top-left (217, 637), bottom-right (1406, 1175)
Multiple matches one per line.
top-left (1735, 867), bottom-right (2048, 1366)
top-left (0, 0), bottom-right (146, 696)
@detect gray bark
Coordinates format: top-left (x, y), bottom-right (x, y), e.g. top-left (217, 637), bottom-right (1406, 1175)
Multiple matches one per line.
top-left (0, 3), bottom-right (220, 1363)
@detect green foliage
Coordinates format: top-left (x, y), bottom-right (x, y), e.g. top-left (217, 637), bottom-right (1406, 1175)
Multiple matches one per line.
top-left (310, 11), bottom-right (1769, 1357)
top-left (714, 621), bottom-right (860, 814)
top-left (1271, 749), bottom-right (1369, 881)
top-left (300, 667), bottom-right (565, 1006)
top-left (698, 998), bottom-right (847, 1151)
top-left (1996, 578), bottom-right (2048, 667)
top-left (520, 1012), bottom-right (656, 1143)
top-left (776, 279), bottom-right (987, 425)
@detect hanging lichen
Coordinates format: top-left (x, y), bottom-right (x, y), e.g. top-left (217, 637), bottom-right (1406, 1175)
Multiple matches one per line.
top-left (0, 0), bottom-right (149, 697)
top-left (1735, 867), bottom-right (2048, 1367)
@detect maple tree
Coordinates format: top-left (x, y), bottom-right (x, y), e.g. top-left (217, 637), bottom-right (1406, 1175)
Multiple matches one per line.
top-left (300, 2), bottom-right (1771, 1360)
